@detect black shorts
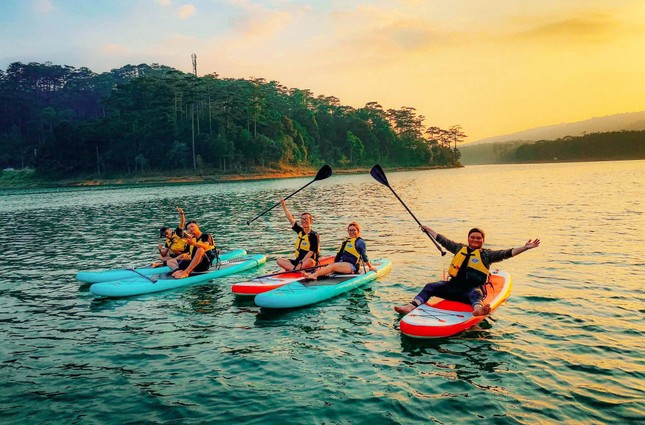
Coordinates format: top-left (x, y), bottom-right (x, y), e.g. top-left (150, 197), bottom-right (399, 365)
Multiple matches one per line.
top-left (288, 258), bottom-right (300, 267)
top-left (290, 258), bottom-right (319, 267)
top-left (178, 258), bottom-right (210, 273)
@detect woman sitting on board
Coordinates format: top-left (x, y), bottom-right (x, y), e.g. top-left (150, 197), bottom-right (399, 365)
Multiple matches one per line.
top-left (394, 226), bottom-right (540, 316)
top-left (302, 222), bottom-right (376, 281)
top-left (166, 220), bottom-right (216, 279)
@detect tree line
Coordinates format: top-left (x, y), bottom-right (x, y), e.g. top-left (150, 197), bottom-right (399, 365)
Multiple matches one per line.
top-left (0, 62), bottom-right (467, 177)
top-left (460, 130), bottom-right (645, 164)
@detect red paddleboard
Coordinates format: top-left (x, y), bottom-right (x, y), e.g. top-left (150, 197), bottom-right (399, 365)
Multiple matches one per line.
top-left (231, 255), bottom-right (335, 296)
top-left (399, 270), bottom-right (512, 338)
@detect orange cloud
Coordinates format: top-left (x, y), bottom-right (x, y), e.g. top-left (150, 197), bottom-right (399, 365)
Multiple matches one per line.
top-left (178, 4), bottom-right (196, 20)
top-left (100, 43), bottom-right (129, 56)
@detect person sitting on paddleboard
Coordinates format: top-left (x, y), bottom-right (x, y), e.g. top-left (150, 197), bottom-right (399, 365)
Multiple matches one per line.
top-left (302, 222), bottom-right (376, 281)
top-left (276, 199), bottom-right (320, 271)
top-left (166, 220), bottom-right (217, 279)
top-left (394, 226), bottom-right (540, 316)
top-left (156, 206), bottom-right (188, 265)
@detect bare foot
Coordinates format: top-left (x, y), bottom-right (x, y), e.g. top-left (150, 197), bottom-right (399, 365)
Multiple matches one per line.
top-left (394, 303), bottom-right (416, 314)
top-left (172, 270), bottom-right (188, 279)
top-left (302, 272), bottom-right (317, 281)
top-left (472, 304), bottom-right (491, 316)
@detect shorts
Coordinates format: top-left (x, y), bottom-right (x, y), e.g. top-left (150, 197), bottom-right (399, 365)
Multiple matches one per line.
top-left (289, 258), bottom-right (318, 267)
top-left (178, 258), bottom-right (210, 273)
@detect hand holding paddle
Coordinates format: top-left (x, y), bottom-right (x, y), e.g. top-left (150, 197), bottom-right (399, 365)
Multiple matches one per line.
top-left (247, 165), bottom-right (333, 225)
top-left (370, 164), bottom-right (446, 256)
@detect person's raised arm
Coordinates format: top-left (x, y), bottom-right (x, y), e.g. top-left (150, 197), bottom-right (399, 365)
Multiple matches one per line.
top-left (511, 239), bottom-right (541, 257)
top-left (176, 207), bottom-right (185, 231)
top-left (280, 199), bottom-right (296, 227)
top-left (420, 225), bottom-right (438, 240)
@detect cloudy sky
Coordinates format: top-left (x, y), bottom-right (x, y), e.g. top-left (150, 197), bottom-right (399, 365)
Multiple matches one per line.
top-left (1, 0), bottom-right (643, 141)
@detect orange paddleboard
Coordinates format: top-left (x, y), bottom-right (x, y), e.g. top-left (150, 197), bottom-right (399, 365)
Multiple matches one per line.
top-left (231, 255), bottom-right (335, 296)
top-left (399, 270), bottom-right (512, 338)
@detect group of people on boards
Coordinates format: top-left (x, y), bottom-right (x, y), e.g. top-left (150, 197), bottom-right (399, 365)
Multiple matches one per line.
top-left (275, 199), bottom-right (376, 280)
top-left (156, 207), bottom-right (217, 279)
top-left (157, 202), bottom-right (540, 317)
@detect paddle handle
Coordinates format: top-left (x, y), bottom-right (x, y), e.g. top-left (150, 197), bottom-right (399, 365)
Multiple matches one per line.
top-left (246, 180), bottom-right (314, 225)
top-left (386, 186), bottom-right (447, 256)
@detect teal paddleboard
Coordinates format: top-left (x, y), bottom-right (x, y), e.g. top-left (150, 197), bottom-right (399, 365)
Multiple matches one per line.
top-left (254, 258), bottom-right (392, 308)
top-left (89, 254), bottom-right (266, 297)
top-left (77, 248), bottom-right (247, 283)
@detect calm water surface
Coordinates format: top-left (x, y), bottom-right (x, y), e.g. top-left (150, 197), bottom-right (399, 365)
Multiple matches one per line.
top-left (1, 161), bottom-right (643, 424)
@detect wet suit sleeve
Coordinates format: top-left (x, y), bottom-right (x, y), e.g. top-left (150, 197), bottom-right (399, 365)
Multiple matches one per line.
top-left (481, 248), bottom-right (514, 268)
top-left (355, 239), bottom-right (369, 262)
top-left (435, 234), bottom-right (463, 255)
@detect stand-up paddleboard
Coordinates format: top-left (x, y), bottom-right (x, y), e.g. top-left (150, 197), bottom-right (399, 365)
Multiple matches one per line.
top-left (89, 254), bottom-right (266, 297)
top-left (76, 249), bottom-right (247, 283)
top-left (254, 258), bottom-right (392, 308)
top-left (231, 255), bottom-right (335, 296)
top-left (399, 270), bottom-right (512, 338)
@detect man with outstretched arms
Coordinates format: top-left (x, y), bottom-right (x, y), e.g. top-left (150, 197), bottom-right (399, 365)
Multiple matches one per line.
top-left (276, 199), bottom-right (320, 271)
top-left (394, 226), bottom-right (540, 316)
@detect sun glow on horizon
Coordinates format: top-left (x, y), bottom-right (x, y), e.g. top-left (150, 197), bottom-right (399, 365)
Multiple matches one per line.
top-left (0, 0), bottom-right (643, 140)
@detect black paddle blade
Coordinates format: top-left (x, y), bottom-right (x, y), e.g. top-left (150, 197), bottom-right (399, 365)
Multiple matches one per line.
top-left (370, 164), bottom-right (389, 186)
top-left (314, 164), bottom-right (333, 181)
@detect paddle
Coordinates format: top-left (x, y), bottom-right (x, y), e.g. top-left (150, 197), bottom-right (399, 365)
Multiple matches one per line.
top-left (246, 165), bottom-right (333, 225)
top-left (251, 263), bottom-right (327, 280)
top-left (126, 267), bottom-right (158, 283)
top-left (369, 164), bottom-right (446, 256)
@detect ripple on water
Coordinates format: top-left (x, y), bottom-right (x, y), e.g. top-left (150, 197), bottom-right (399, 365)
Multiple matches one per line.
top-left (1, 161), bottom-right (644, 423)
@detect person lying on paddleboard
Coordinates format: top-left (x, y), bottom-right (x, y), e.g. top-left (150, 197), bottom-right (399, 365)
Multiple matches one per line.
top-left (166, 220), bottom-right (217, 279)
top-left (156, 206), bottom-right (188, 266)
top-left (394, 226), bottom-right (540, 316)
top-left (276, 199), bottom-right (320, 271)
top-left (302, 222), bottom-right (376, 281)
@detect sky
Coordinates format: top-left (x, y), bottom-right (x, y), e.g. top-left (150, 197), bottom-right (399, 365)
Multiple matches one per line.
top-left (0, 0), bottom-right (644, 141)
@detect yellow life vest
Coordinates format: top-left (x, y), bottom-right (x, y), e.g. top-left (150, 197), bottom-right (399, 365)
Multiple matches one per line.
top-left (337, 237), bottom-right (362, 268)
top-left (448, 246), bottom-right (490, 286)
top-left (188, 233), bottom-right (216, 260)
top-left (294, 230), bottom-right (319, 261)
top-left (165, 233), bottom-right (187, 256)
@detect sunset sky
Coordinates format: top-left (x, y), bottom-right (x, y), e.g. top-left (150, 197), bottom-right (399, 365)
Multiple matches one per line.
top-left (0, 0), bottom-right (643, 141)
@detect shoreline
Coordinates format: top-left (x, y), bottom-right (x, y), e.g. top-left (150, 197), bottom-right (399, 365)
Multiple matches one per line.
top-left (0, 165), bottom-right (459, 190)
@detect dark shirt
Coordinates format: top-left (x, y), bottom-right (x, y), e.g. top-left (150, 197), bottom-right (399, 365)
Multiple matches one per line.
top-left (189, 233), bottom-right (213, 259)
top-left (335, 237), bottom-right (369, 264)
top-left (292, 223), bottom-right (320, 259)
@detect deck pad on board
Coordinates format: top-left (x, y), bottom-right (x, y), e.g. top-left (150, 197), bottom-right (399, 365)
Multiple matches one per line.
top-left (399, 270), bottom-right (512, 338)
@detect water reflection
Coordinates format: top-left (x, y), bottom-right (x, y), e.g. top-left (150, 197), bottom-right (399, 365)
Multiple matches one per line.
top-left (1, 161), bottom-right (644, 423)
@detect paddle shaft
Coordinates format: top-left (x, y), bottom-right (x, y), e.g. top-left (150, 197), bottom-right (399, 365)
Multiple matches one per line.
top-left (127, 268), bottom-right (158, 283)
top-left (253, 263), bottom-right (326, 280)
top-left (247, 180), bottom-right (315, 225)
top-left (384, 185), bottom-right (447, 256)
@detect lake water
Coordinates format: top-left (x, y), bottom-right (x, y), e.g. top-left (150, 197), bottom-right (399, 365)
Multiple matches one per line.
top-left (0, 161), bottom-right (643, 424)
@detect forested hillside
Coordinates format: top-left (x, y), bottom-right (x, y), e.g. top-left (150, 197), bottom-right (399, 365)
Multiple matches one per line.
top-left (460, 131), bottom-right (645, 164)
top-left (0, 62), bottom-right (465, 177)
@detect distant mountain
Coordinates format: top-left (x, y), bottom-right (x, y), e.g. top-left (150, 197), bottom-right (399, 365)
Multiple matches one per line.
top-left (468, 111), bottom-right (645, 145)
